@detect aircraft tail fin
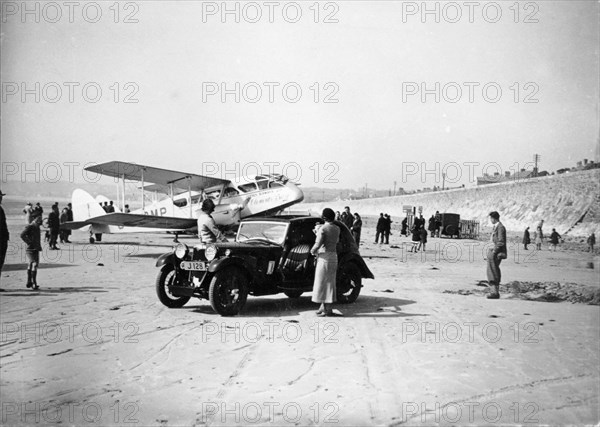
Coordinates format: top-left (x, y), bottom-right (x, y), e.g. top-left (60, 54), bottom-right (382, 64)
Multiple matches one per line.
top-left (72, 189), bottom-right (106, 221)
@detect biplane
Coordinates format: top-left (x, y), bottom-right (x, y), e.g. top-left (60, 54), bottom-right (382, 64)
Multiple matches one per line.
top-left (63, 161), bottom-right (304, 242)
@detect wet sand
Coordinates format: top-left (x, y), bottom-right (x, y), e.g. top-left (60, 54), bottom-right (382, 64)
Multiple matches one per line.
top-left (1, 217), bottom-right (599, 426)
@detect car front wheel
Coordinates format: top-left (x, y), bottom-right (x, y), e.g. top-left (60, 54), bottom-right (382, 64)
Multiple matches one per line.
top-left (209, 267), bottom-right (249, 316)
top-left (155, 264), bottom-right (191, 308)
top-left (337, 263), bottom-right (362, 304)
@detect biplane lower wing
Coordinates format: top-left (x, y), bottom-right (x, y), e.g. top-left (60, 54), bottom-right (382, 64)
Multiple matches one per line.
top-left (60, 221), bottom-right (92, 231)
top-left (64, 213), bottom-right (197, 231)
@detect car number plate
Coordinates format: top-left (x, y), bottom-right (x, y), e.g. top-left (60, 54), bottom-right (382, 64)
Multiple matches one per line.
top-left (180, 261), bottom-right (208, 271)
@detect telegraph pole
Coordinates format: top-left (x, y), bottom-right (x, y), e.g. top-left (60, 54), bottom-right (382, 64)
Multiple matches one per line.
top-left (533, 154), bottom-right (541, 177)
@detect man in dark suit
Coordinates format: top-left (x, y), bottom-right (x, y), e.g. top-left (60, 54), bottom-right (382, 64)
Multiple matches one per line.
top-left (340, 206), bottom-right (353, 231)
top-left (374, 213), bottom-right (385, 244)
top-left (48, 204), bottom-right (61, 250)
top-left (383, 214), bottom-right (392, 244)
top-left (487, 211), bottom-right (506, 299)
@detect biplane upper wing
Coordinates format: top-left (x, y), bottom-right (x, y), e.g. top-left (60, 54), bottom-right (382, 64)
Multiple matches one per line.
top-left (67, 213), bottom-right (198, 230)
top-left (85, 161), bottom-right (229, 191)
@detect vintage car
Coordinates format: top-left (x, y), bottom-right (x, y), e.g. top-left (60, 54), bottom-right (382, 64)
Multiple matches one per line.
top-left (155, 216), bottom-right (374, 316)
top-left (439, 213), bottom-right (461, 238)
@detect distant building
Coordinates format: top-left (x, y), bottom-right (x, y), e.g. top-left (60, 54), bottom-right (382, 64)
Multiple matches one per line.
top-left (477, 169), bottom-right (534, 186)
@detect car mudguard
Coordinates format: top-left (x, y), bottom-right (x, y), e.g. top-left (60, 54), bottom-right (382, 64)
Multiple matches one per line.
top-left (156, 252), bottom-right (174, 268)
top-left (339, 252), bottom-right (375, 279)
top-left (208, 256), bottom-right (254, 277)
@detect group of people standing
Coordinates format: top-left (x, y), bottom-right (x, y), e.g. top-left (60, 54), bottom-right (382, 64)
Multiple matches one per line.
top-left (19, 201), bottom-right (74, 289)
top-left (0, 192), bottom-right (41, 286)
top-left (25, 202), bottom-right (73, 250)
top-left (374, 213), bottom-right (393, 244)
top-left (336, 206), bottom-right (363, 247)
top-left (523, 221), bottom-right (596, 253)
top-left (522, 220), bottom-right (549, 251)
top-left (409, 214), bottom-right (429, 252)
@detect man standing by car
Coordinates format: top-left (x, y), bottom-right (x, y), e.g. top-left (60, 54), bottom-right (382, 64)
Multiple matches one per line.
top-left (197, 199), bottom-right (227, 243)
top-left (486, 211), bottom-right (506, 299)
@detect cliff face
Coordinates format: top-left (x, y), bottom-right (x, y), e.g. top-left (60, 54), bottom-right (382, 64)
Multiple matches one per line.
top-left (300, 169), bottom-right (600, 237)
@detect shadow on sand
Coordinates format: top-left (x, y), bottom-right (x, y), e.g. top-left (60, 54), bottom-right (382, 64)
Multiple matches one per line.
top-left (186, 294), bottom-right (425, 318)
top-left (0, 286), bottom-right (111, 296)
top-left (2, 263), bottom-right (76, 272)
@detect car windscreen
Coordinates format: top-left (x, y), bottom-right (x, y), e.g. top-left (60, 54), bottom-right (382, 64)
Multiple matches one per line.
top-left (237, 222), bottom-right (288, 245)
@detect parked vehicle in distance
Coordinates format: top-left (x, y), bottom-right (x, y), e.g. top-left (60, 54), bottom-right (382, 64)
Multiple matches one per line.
top-left (155, 216), bottom-right (374, 316)
top-left (439, 213), bottom-right (461, 238)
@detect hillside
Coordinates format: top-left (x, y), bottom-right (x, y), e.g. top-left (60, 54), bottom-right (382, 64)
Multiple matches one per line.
top-left (301, 169), bottom-right (600, 237)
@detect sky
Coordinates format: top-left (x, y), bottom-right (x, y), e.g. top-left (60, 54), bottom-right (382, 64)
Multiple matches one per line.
top-left (1, 0), bottom-right (599, 192)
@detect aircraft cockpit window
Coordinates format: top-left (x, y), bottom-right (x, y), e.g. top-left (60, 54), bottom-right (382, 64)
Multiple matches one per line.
top-left (238, 183), bottom-right (257, 193)
top-left (268, 181), bottom-right (285, 188)
top-left (223, 187), bottom-right (239, 197)
top-left (256, 179), bottom-right (269, 190)
top-left (173, 198), bottom-right (188, 207)
top-left (205, 189), bottom-right (221, 200)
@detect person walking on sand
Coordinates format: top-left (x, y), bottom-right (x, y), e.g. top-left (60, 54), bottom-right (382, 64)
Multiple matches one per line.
top-left (535, 220), bottom-right (544, 250)
top-left (383, 214), bottom-right (392, 244)
top-left (428, 215), bottom-right (436, 237)
top-left (434, 210), bottom-right (442, 237)
top-left (417, 226), bottom-right (428, 252)
top-left (311, 208), bottom-right (342, 317)
top-left (549, 228), bottom-right (561, 252)
top-left (486, 211), bottom-right (506, 299)
top-left (21, 215), bottom-right (43, 290)
top-left (23, 202), bottom-right (34, 224)
top-left (588, 232), bottom-right (596, 253)
top-left (523, 226), bottom-right (531, 250)
top-left (409, 223), bottom-right (420, 252)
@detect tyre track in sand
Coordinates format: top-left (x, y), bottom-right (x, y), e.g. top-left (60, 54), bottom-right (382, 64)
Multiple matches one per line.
top-left (194, 325), bottom-right (268, 426)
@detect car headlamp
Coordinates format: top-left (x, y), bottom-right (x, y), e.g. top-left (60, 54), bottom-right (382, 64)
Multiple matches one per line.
top-left (205, 245), bottom-right (217, 261)
top-left (174, 243), bottom-right (188, 259)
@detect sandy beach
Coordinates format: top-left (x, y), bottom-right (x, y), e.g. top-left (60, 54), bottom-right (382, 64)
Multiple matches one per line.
top-left (1, 207), bottom-right (598, 426)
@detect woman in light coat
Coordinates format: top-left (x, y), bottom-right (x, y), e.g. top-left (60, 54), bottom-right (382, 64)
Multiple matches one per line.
top-left (311, 208), bottom-right (341, 317)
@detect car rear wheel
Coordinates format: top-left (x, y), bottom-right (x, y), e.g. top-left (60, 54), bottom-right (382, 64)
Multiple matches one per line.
top-left (209, 267), bottom-right (248, 316)
top-left (284, 290), bottom-right (304, 298)
top-left (155, 264), bottom-right (191, 308)
top-left (337, 263), bottom-right (361, 304)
